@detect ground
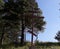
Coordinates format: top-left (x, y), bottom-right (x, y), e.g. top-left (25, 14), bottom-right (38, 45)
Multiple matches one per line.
top-left (0, 45), bottom-right (60, 49)
top-left (0, 42), bottom-right (60, 49)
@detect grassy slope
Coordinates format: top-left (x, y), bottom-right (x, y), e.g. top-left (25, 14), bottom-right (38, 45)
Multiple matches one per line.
top-left (0, 42), bottom-right (60, 49)
top-left (0, 45), bottom-right (60, 49)
top-left (3, 45), bottom-right (60, 49)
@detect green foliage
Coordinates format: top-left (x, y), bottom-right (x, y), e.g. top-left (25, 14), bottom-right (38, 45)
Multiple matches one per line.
top-left (35, 40), bottom-right (40, 46)
top-left (0, 0), bottom-right (46, 46)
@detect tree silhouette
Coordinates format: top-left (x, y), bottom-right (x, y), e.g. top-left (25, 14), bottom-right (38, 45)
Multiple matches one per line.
top-left (55, 31), bottom-right (60, 42)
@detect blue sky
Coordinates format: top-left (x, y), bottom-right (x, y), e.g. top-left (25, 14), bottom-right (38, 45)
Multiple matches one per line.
top-left (26, 0), bottom-right (60, 42)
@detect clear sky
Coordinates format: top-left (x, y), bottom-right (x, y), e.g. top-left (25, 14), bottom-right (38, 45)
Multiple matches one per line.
top-left (26, 0), bottom-right (60, 42)
top-left (36, 0), bottom-right (60, 42)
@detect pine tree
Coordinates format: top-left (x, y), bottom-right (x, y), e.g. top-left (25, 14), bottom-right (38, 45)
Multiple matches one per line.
top-left (0, 0), bottom-right (46, 46)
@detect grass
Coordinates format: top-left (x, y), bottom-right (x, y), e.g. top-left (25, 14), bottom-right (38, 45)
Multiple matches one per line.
top-left (0, 42), bottom-right (60, 49)
top-left (0, 45), bottom-right (60, 49)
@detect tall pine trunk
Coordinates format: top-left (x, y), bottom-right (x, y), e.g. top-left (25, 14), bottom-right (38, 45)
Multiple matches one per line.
top-left (20, 18), bottom-right (25, 46)
top-left (0, 27), bottom-right (5, 48)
